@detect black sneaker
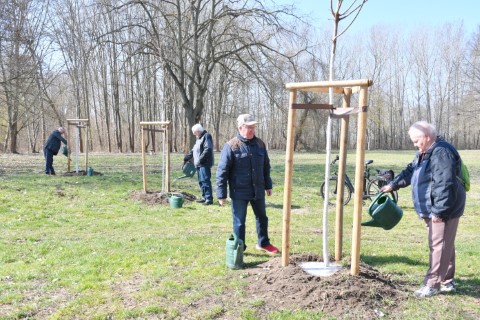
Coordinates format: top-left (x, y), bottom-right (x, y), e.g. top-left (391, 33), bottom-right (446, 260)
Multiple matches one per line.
top-left (195, 198), bottom-right (206, 203)
top-left (203, 201), bottom-right (213, 206)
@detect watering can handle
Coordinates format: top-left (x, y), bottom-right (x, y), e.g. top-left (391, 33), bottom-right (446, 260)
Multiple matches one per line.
top-left (371, 192), bottom-right (384, 205)
top-left (372, 191), bottom-right (397, 204)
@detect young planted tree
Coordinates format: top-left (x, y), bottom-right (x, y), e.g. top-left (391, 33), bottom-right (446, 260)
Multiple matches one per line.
top-left (321, 0), bottom-right (368, 269)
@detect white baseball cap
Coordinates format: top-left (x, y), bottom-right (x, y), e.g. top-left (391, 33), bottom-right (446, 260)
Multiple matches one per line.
top-left (237, 114), bottom-right (258, 127)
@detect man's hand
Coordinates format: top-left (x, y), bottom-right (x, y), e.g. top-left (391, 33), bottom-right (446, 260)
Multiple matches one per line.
top-left (219, 198), bottom-right (227, 206)
top-left (266, 189), bottom-right (272, 196)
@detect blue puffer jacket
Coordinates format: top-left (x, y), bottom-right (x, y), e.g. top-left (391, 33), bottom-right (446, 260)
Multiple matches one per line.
top-left (216, 134), bottom-right (272, 200)
top-left (389, 136), bottom-right (465, 220)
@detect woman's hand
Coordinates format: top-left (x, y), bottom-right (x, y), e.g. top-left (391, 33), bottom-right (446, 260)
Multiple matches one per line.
top-left (380, 185), bottom-right (393, 193)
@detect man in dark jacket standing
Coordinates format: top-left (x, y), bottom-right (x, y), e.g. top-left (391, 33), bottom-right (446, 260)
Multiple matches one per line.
top-left (44, 127), bottom-right (68, 175)
top-left (184, 124), bottom-right (214, 205)
top-left (381, 121), bottom-right (466, 298)
top-left (216, 114), bottom-right (279, 255)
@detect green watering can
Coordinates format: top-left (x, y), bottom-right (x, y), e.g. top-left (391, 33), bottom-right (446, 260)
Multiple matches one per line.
top-left (62, 146), bottom-right (68, 157)
top-left (179, 162), bottom-right (196, 179)
top-left (362, 192), bottom-right (403, 230)
top-left (225, 233), bottom-right (244, 269)
top-left (168, 193), bottom-right (184, 209)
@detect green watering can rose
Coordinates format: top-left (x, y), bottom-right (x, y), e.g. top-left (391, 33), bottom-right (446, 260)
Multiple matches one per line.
top-left (362, 192), bottom-right (403, 230)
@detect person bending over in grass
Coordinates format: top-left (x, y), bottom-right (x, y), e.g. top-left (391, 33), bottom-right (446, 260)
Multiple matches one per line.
top-left (381, 121), bottom-right (466, 298)
top-left (216, 114), bottom-right (279, 256)
top-left (43, 127), bottom-right (67, 176)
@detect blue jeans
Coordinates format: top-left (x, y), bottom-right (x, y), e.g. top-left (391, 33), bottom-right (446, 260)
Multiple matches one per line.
top-left (44, 147), bottom-right (55, 174)
top-left (197, 166), bottom-right (213, 202)
top-left (231, 198), bottom-right (270, 247)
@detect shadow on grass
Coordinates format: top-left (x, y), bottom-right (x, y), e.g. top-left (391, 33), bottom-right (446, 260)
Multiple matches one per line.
top-left (361, 254), bottom-right (425, 267)
top-left (363, 254), bottom-right (480, 298)
top-left (267, 203), bottom-right (301, 210)
top-left (242, 251), bottom-right (278, 268)
top-left (242, 259), bottom-right (272, 269)
top-left (457, 275), bottom-right (480, 299)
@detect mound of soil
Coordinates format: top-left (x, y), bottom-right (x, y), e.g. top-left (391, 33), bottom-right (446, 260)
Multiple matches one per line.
top-left (242, 253), bottom-right (409, 318)
top-left (130, 190), bottom-right (197, 205)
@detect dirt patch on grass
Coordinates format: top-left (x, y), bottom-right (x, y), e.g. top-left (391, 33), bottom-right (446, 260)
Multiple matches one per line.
top-left (240, 253), bottom-right (409, 318)
top-left (130, 190), bottom-right (197, 206)
top-left (165, 253), bottom-right (410, 319)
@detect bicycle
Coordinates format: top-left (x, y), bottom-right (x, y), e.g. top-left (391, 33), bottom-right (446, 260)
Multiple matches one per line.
top-left (320, 155), bottom-right (398, 206)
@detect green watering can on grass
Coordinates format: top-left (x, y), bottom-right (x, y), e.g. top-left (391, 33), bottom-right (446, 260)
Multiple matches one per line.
top-left (362, 192), bottom-right (403, 230)
top-left (168, 193), bottom-right (184, 209)
top-left (226, 233), bottom-right (244, 269)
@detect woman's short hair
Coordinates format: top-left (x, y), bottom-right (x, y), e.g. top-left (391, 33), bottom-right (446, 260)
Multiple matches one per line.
top-left (408, 121), bottom-right (436, 138)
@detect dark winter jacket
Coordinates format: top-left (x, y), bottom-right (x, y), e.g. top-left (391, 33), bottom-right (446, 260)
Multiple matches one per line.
top-left (216, 133), bottom-right (272, 200)
top-left (44, 129), bottom-right (67, 155)
top-left (184, 130), bottom-right (214, 168)
top-left (389, 136), bottom-right (465, 220)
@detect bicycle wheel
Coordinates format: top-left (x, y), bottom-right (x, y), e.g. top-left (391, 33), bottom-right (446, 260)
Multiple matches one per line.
top-left (366, 178), bottom-right (399, 203)
top-left (320, 176), bottom-right (352, 206)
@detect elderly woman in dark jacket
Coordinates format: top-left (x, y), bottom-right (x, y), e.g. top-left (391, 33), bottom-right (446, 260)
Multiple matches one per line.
top-left (381, 121), bottom-right (466, 298)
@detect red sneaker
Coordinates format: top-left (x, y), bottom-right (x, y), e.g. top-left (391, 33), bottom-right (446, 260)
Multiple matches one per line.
top-left (255, 243), bottom-right (279, 255)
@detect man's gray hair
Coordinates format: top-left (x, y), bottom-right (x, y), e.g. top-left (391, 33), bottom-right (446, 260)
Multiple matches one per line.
top-left (408, 121), bottom-right (437, 138)
top-left (191, 124), bottom-right (204, 133)
top-left (58, 127), bottom-right (66, 134)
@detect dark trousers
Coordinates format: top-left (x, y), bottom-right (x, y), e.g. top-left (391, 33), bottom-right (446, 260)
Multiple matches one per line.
top-left (197, 166), bottom-right (213, 202)
top-left (44, 147), bottom-right (55, 175)
top-left (231, 198), bottom-right (270, 247)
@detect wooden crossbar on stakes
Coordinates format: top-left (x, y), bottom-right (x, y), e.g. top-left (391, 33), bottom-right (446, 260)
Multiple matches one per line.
top-left (66, 119), bottom-right (90, 173)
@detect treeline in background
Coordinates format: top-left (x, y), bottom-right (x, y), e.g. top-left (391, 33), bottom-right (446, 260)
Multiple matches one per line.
top-left (1, 0), bottom-right (479, 154)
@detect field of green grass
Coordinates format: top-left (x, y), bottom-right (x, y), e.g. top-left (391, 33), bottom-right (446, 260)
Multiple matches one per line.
top-left (0, 150), bottom-right (479, 319)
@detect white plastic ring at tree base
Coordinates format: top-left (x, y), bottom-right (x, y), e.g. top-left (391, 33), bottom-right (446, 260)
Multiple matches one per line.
top-left (300, 261), bottom-right (342, 277)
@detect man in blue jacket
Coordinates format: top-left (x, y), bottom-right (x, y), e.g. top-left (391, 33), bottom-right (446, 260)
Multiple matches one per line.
top-left (382, 121), bottom-right (465, 298)
top-left (216, 114), bottom-right (279, 255)
top-left (184, 124), bottom-right (214, 205)
top-left (44, 127), bottom-right (68, 175)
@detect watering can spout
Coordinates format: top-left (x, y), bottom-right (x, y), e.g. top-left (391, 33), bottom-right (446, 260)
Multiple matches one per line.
top-left (361, 219), bottom-right (382, 228)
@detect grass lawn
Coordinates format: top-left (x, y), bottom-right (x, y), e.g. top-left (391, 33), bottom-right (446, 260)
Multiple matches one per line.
top-left (0, 150), bottom-right (479, 319)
